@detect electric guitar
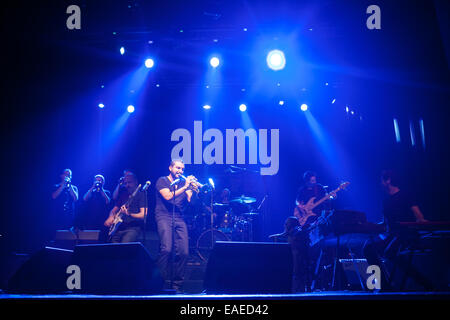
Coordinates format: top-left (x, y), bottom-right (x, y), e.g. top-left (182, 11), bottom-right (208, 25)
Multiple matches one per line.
top-left (294, 181), bottom-right (350, 226)
top-left (108, 184), bottom-right (141, 237)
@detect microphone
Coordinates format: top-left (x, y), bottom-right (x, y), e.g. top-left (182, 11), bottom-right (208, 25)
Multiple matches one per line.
top-left (208, 178), bottom-right (215, 189)
top-left (141, 181), bottom-right (151, 192)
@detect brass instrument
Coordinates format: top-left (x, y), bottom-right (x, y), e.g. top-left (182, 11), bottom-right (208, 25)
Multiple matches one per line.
top-left (181, 175), bottom-right (208, 193)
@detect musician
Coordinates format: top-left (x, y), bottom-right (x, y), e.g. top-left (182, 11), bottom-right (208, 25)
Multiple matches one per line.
top-left (380, 169), bottom-right (427, 229)
top-left (363, 170), bottom-right (429, 290)
top-left (104, 173), bottom-right (146, 243)
top-left (112, 169), bottom-right (134, 202)
top-left (51, 169), bottom-right (79, 231)
top-left (294, 171), bottom-right (329, 225)
top-left (154, 159), bottom-right (195, 293)
top-left (78, 174), bottom-right (111, 231)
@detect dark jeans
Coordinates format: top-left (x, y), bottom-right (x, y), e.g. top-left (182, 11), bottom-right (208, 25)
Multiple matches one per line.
top-left (155, 213), bottom-right (189, 289)
top-left (110, 226), bottom-right (141, 243)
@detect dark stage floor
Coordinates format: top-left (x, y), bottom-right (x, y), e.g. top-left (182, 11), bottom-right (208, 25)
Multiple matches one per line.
top-left (1, 291), bottom-right (449, 300)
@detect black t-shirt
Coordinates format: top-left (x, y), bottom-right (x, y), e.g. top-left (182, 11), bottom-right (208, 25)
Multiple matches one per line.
top-left (52, 184), bottom-right (77, 214)
top-left (155, 176), bottom-right (188, 216)
top-left (383, 190), bottom-right (417, 228)
top-left (115, 189), bottom-right (146, 229)
top-left (296, 183), bottom-right (328, 213)
top-left (51, 184), bottom-right (78, 229)
top-left (79, 190), bottom-right (111, 229)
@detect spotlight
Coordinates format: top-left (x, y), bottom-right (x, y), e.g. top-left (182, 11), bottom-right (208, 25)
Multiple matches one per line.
top-left (144, 58), bottom-right (154, 68)
top-left (119, 47), bottom-right (125, 55)
top-left (345, 106), bottom-right (349, 113)
top-left (239, 104), bottom-right (247, 112)
top-left (331, 98), bottom-right (336, 104)
top-left (98, 103), bottom-right (105, 109)
top-left (127, 105), bottom-right (135, 113)
top-left (203, 104), bottom-right (211, 110)
top-left (210, 57), bottom-right (220, 68)
top-left (266, 50), bottom-right (286, 71)
top-left (279, 100), bottom-right (285, 106)
top-left (300, 104), bottom-right (308, 112)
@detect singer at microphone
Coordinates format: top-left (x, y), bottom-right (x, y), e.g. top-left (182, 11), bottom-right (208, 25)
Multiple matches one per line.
top-left (154, 159), bottom-right (194, 293)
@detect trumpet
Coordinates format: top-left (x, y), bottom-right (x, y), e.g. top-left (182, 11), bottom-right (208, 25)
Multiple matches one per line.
top-left (180, 175), bottom-right (208, 193)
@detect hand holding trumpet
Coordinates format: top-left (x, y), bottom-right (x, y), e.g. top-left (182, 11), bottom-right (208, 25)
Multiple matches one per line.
top-left (181, 175), bottom-right (205, 193)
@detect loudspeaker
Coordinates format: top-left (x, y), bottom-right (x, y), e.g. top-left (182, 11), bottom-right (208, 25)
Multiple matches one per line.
top-left (7, 246), bottom-right (73, 293)
top-left (72, 242), bottom-right (164, 294)
top-left (339, 259), bottom-right (370, 290)
top-left (203, 241), bottom-right (293, 294)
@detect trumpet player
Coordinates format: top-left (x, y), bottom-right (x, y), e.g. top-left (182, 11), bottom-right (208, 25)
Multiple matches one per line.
top-left (50, 168), bottom-right (79, 233)
top-left (154, 159), bottom-right (196, 293)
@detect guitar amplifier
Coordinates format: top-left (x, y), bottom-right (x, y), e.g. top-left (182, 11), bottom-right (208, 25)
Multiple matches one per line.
top-left (54, 230), bottom-right (101, 249)
top-left (55, 230), bottom-right (100, 241)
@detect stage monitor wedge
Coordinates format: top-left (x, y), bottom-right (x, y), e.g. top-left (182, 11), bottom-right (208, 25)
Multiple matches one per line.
top-left (72, 242), bottom-right (164, 295)
top-left (203, 241), bottom-right (293, 294)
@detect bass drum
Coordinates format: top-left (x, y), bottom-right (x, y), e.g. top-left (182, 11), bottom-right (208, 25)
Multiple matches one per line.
top-left (196, 229), bottom-right (230, 262)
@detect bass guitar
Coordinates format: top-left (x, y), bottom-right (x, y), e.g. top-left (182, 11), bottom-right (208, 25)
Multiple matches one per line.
top-left (108, 184), bottom-right (141, 237)
top-left (294, 181), bottom-right (350, 226)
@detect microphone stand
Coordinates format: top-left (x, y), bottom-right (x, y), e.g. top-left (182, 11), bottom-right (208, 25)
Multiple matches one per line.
top-left (170, 183), bottom-right (177, 291)
top-left (143, 187), bottom-right (148, 244)
top-left (210, 186), bottom-right (215, 249)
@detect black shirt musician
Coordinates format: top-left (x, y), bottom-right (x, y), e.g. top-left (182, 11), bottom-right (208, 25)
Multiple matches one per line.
top-left (51, 169), bottom-right (79, 231)
top-left (363, 170), bottom-right (428, 291)
top-left (294, 171), bottom-right (328, 226)
top-left (104, 173), bottom-right (146, 243)
top-left (154, 159), bottom-right (195, 293)
top-left (78, 174), bottom-right (111, 231)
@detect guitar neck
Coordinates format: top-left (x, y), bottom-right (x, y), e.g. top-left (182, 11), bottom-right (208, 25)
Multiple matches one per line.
top-left (311, 187), bottom-right (340, 209)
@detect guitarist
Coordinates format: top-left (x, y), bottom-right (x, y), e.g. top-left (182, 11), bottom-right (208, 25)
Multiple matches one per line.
top-left (294, 171), bottom-right (330, 227)
top-left (104, 173), bottom-right (146, 243)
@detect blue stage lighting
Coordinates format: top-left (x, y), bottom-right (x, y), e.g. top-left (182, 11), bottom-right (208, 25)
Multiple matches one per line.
top-left (210, 57), bottom-right (220, 68)
top-left (300, 104), bottom-right (308, 112)
top-left (120, 47), bottom-right (125, 55)
top-left (266, 50), bottom-right (286, 71)
top-left (127, 105), bottom-right (135, 113)
top-left (203, 104), bottom-right (211, 110)
top-left (279, 100), bottom-right (285, 106)
top-left (239, 104), bottom-right (247, 112)
top-left (98, 103), bottom-right (105, 108)
top-left (144, 58), bottom-right (154, 68)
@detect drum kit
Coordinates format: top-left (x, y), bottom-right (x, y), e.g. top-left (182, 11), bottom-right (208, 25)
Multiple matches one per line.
top-left (193, 195), bottom-right (261, 261)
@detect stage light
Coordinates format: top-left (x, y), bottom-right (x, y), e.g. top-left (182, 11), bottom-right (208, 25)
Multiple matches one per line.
top-left (345, 106), bottom-right (349, 113)
top-left (300, 104), bottom-right (308, 112)
top-left (279, 100), bottom-right (285, 106)
top-left (331, 98), bottom-right (336, 104)
top-left (266, 50), bottom-right (286, 71)
top-left (203, 104), bottom-right (211, 110)
top-left (120, 47), bottom-right (125, 55)
top-left (98, 103), bottom-right (105, 109)
top-left (210, 57), bottom-right (220, 68)
top-left (127, 105), bottom-right (135, 113)
top-left (144, 58), bottom-right (154, 68)
top-left (239, 104), bottom-right (247, 112)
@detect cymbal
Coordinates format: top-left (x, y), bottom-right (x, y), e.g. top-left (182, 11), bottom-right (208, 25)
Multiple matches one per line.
top-left (243, 212), bottom-right (259, 216)
top-left (230, 196), bottom-right (256, 204)
top-left (213, 203), bottom-right (230, 208)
